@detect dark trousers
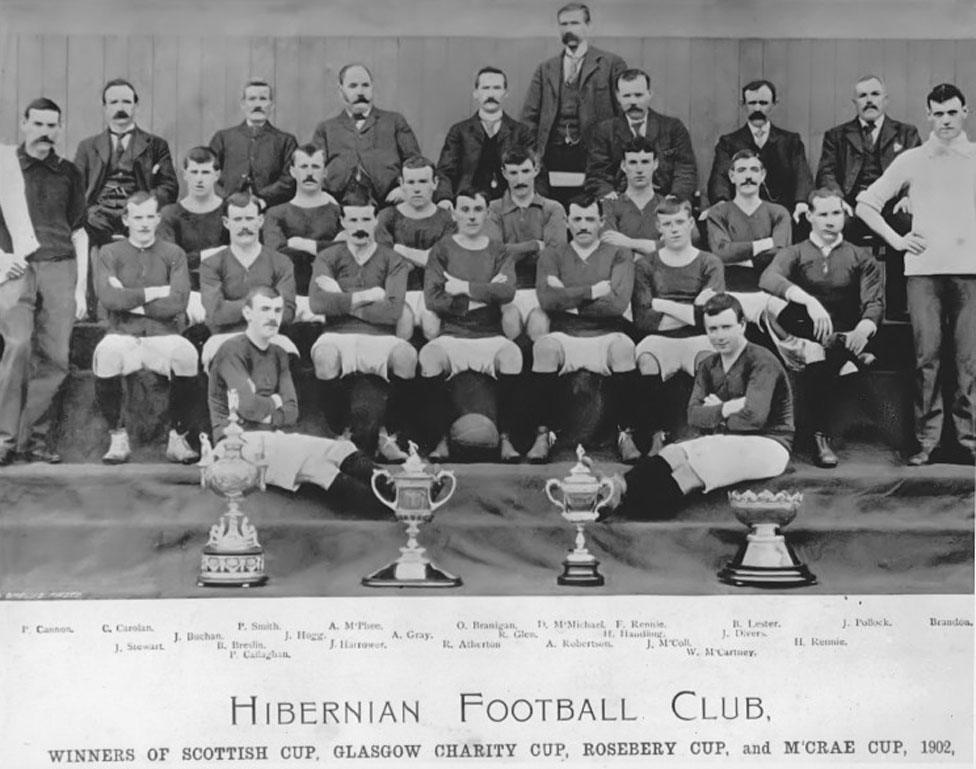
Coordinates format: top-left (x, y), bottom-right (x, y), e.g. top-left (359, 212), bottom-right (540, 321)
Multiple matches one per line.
top-left (906, 275), bottom-right (976, 453)
top-left (0, 260), bottom-right (77, 452)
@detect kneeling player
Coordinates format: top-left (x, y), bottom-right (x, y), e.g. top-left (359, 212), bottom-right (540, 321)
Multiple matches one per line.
top-left (525, 197), bottom-right (638, 463)
top-left (93, 192), bottom-right (199, 464)
top-left (604, 293), bottom-right (794, 518)
top-left (308, 198), bottom-right (416, 462)
top-left (207, 286), bottom-right (391, 515)
top-left (421, 189), bottom-right (521, 461)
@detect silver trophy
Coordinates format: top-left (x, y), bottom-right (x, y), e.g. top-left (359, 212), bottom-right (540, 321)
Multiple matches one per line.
top-left (197, 389), bottom-right (269, 587)
top-left (362, 442), bottom-right (460, 587)
top-left (545, 445), bottom-right (613, 586)
top-left (718, 489), bottom-right (817, 588)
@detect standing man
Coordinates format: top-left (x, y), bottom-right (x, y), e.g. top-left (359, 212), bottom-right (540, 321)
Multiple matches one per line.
top-left (521, 2), bottom-right (627, 208)
top-left (857, 83), bottom-right (976, 465)
top-left (435, 66), bottom-right (535, 204)
top-left (312, 63), bottom-right (422, 205)
top-left (707, 80), bottom-right (813, 228)
top-left (585, 69), bottom-right (697, 202)
top-left (74, 78), bottom-right (178, 249)
top-left (0, 98), bottom-right (87, 464)
top-left (209, 79), bottom-right (299, 209)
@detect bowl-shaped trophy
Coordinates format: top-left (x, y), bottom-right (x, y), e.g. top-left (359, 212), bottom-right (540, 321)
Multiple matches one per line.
top-left (362, 442), bottom-right (460, 587)
top-left (546, 445), bottom-right (613, 587)
top-left (718, 489), bottom-right (817, 588)
top-left (197, 389), bottom-right (269, 587)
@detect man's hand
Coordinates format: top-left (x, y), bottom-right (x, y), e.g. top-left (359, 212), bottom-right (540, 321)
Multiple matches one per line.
top-left (437, 199), bottom-right (454, 211)
top-left (546, 274), bottom-right (565, 288)
top-left (142, 285), bottom-right (171, 302)
top-left (286, 236), bottom-right (318, 255)
top-left (698, 205), bottom-right (713, 222)
top-left (270, 393), bottom-right (284, 410)
top-left (590, 279), bottom-right (611, 299)
top-left (334, 230), bottom-right (350, 242)
top-left (703, 393), bottom-right (723, 407)
top-left (843, 322), bottom-right (873, 355)
top-left (490, 272), bottom-right (508, 284)
top-left (108, 275), bottom-right (123, 289)
top-left (792, 202), bottom-right (809, 223)
top-left (315, 275), bottom-right (342, 293)
top-left (601, 191), bottom-right (619, 201)
top-left (444, 271), bottom-right (469, 296)
top-left (752, 236), bottom-right (776, 255)
top-left (840, 200), bottom-right (854, 217)
top-left (694, 287), bottom-right (717, 306)
top-left (893, 196), bottom-right (913, 216)
top-left (74, 287), bottom-right (88, 321)
top-left (357, 286), bottom-right (386, 304)
top-left (600, 230), bottom-right (634, 248)
top-left (536, 240), bottom-right (546, 253)
top-left (0, 254), bottom-right (28, 282)
top-left (805, 296), bottom-right (833, 341)
top-left (722, 397), bottom-right (747, 417)
top-left (895, 231), bottom-right (926, 255)
top-left (385, 186), bottom-right (405, 204)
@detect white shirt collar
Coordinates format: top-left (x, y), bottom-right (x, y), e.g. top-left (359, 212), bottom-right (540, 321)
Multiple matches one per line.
top-left (571, 240), bottom-right (599, 260)
top-left (809, 230), bottom-right (844, 256)
top-left (750, 122), bottom-right (769, 140)
top-left (347, 106), bottom-right (373, 123)
top-left (858, 114), bottom-right (884, 133)
top-left (564, 41), bottom-right (589, 60)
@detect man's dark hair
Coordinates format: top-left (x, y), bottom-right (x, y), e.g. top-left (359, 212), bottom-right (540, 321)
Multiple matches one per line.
top-left (456, 187), bottom-right (489, 207)
top-left (655, 194), bottom-right (693, 218)
top-left (741, 79), bottom-right (777, 104)
top-left (102, 78), bottom-right (138, 104)
top-left (475, 66), bottom-right (507, 89)
top-left (616, 68), bottom-right (651, 92)
top-left (927, 82), bottom-right (966, 108)
top-left (730, 148), bottom-right (763, 169)
top-left (703, 292), bottom-right (745, 324)
top-left (567, 194), bottom-right (603, 217)
top-left (242, 78), bottom-right (273, 100)
top-left (183, 146), bottom-right (220, 170)
top-left (244, 285), bottom-right (280, 307)
top-left (222, 191), bottom-right (263, 217)
top-left (621, 135), bottom-right (658, 158)
top-left (557, 2), bottom-right (590, 22)
top-left (23, 97), bottom-right (61, 120)
top-left (291, 143), bottom-right (323, 165)
top-left (340, 190), bottom-right (376, 213)
top-left (501, 145), bottom-right (539, 168)
top-left (807, 186), bottom-right (845, 210)
top-left (124, 190), bottom-right (158, 210)
top-left (338, 63), bottom-right (373, 86)
top-left (401, 155), bottom-right (437, 177)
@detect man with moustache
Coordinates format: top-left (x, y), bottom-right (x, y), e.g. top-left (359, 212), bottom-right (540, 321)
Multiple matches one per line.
top-left (857, 83), bottom-right (976, 466)
top-left (521, 3), bottom-right (627, 208)
top-left (761, 188), bottom-right (883, 468)
top-left (92, 191), bottom-right (197, 465)
top-left (602, 293), bottom-right (794, 520)
top-left (0, 98), bottom-right (87, 465)
top-left (209, 79), bottom-right (298, 210)
top-left (375, 156), bottom-right (456, 338)
top-left (207, 286), bottom-right (394, 516)
top-left (199, 192), bottom-right (297, 372)
top-left (706, 149), bottom-right (792, 290)
top-left (421, 190), bottom-right (521, 461)
top-left (525, 197), bottom-right (638, 463)
top-left (599, 136), bottom-right (665, 259)
top-left (435, 66), bottom-right (535, 204)
top-left (262, 144), bottom-right (342, 306)
top-left (308, 198), bottom-right (415, 462)
top-left (585, 69), bottom-right (697, 202)
top-left (74, 78), bottom-right (178, 249)
top-left (312, 63), bottom-right (422, 206)
top-left (707, 80), bottom-right (813, 229)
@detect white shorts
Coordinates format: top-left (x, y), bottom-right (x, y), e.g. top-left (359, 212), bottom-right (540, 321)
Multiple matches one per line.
top-left (422, 335), bottom-right (517, 378)
top-left (186, 291), bottom-right (206, 325)
top-left (671, 435), bottom-right (790, 493)
top-left (537, 331), bottom-right (634, 375)
top-left (727, 291), bottom-right (785, 324)
top-left (92, 333), bottom-right (198, 378)
top-left (201, 332), bottom-right (299, 373)
top-left (310, 332), bottom-right (410, 380)
top-left (224, 431), bottom-right (358, 491)
top-left (759, 310), bottom-right (826, 372)
top-left (508, 289), bottom-right (540, 323)
top-left (635, 334), bottom-right (713, 380)
top-left (405, 290), bottom-right (426, 326)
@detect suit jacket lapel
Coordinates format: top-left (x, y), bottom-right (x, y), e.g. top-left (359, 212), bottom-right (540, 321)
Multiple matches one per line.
top-left (876, 118), bottom-right (899, 151)
top-left (129, 127), bottom-right (150, 159)
top-left (545, 56), bottom-right (562, 96)
top-left (579, 50), bottom-right (600, 87)
top-left (94, 130), bottom-right (113, 165)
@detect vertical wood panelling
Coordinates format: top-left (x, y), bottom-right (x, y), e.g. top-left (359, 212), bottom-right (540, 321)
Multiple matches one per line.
top-left (272, 36), bottom-right (300, 146)
top-left (18, 35), bottom-right (44, 120)
top-left (199, 37), bottom-right (229, 150)
top-left (0, 34), bottom-right (20, 142)
top-left (151, 36), bottom-right (179, 168)
top-left (175, 37), bottom-right (203, 189)
top-left (808, 40), bottom-right (836, 181)
top-left (222, 40), bottom-right (250, 130)
top-left (127, 35), bottom-right (155, 135)
top-left (64, 36), bottom-right (104, 157)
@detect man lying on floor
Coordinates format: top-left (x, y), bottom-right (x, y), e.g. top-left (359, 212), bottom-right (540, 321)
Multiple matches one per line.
top-left (603, 292), bottom-right (794, 519)
top-left (206, 285), bottom-right (392, 515)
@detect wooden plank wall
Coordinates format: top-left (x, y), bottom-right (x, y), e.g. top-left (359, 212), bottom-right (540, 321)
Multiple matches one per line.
top-left (1, 34), bottom-right (972, 198)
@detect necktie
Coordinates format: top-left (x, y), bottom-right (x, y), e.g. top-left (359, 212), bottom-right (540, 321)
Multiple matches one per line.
top-left (111, 131), bottom-right (131, 162)
top-left (863, 121), bottom-right (877, 150)
top-left (754, 129), bottom-right (767, 149)
top-left (565, 54), bottom-right (583, 84)
top-left (630, 120), bottom-right (644, 138)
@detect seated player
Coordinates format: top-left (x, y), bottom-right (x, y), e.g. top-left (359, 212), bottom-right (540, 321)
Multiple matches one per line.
top-left (759, 187), bottom-right (883, 468)
top-left (421, 189), bottom-right (521, 461)
top-left (525, 197), bottom-right (638, 463)
top-left (599, 136), bottom-right (664, 260)
top-left (308, 197), bottom-right (416, 462)
top-left (706, 149), bottom-right (792, 291)
top-left (261, 144), bottom-right (342, 314)
top-left (207, 286), bottom-right (392, 516)
top-left (632, 196), bottom-right (725, 457)
top-left (374, 156), bottom-right (456, 338)
top-left (604, 293), bottom-right (794, 519)
top-left (92, 192), bottom-right (198, 464)
top-left (486, 146), bottom-right (567, 328)
top-left (199, 192), bottom-right (297, 371)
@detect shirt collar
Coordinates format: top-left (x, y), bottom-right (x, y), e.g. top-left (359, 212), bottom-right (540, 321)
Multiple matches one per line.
top-left (809, 230), bottom-right (844, 256)
top-left (245, 119), bottom-right (269, 131)
top-left (571, 240), bottom-right (600, 260)
top-left (925, 130), bottom-right (976, 158)
top-left (750, 122), bottom-right (769, 140)
top-left (346, 106), bottom-right (373, 122)
top-left (563, 41), bottom-right (588, 60)
top-left (502, 190), bottom-right (543, 212)
top-left (478, 108), bottom-right (503, 126)
top-left (17, 143), bottom-right (61, 170)
top-left (859, 114), bottom-right (884, 133)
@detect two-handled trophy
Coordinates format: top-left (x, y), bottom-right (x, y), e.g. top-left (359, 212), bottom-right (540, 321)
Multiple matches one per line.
top-left (362, 442), bottom-right (461, 587)
top-left (197, 389), bottom-right (269, 587)
top-left (718, 489), bottom-right (817, 588)
top-left (546, 445), bottom-right (613, 587)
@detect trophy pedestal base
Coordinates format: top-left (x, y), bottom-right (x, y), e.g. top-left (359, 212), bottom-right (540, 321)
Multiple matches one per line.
top-left (717, 563), bottom-right (817, 589)
top-left (558, 558), bottom-right (604, 587)
top-left (198, 548), bottom-right (268, 588)
top-left (362, 560), bottom-right (462, 588)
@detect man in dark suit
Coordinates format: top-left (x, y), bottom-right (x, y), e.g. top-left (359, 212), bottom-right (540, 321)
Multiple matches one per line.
top-left (435, 66), bottom-right (535, 204)
top-left (312, 63), bottom-right (422, 206)
top-left (520, 2), bottom-right (626, 208)
top-left (209, 78), bottom-right (298, 209)
top-left (73, 78), bottom-right (178, 248)
top-left (584, 68), bottom-right (697, 201)
top-left (707, 79), bottom-right (813, 227)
